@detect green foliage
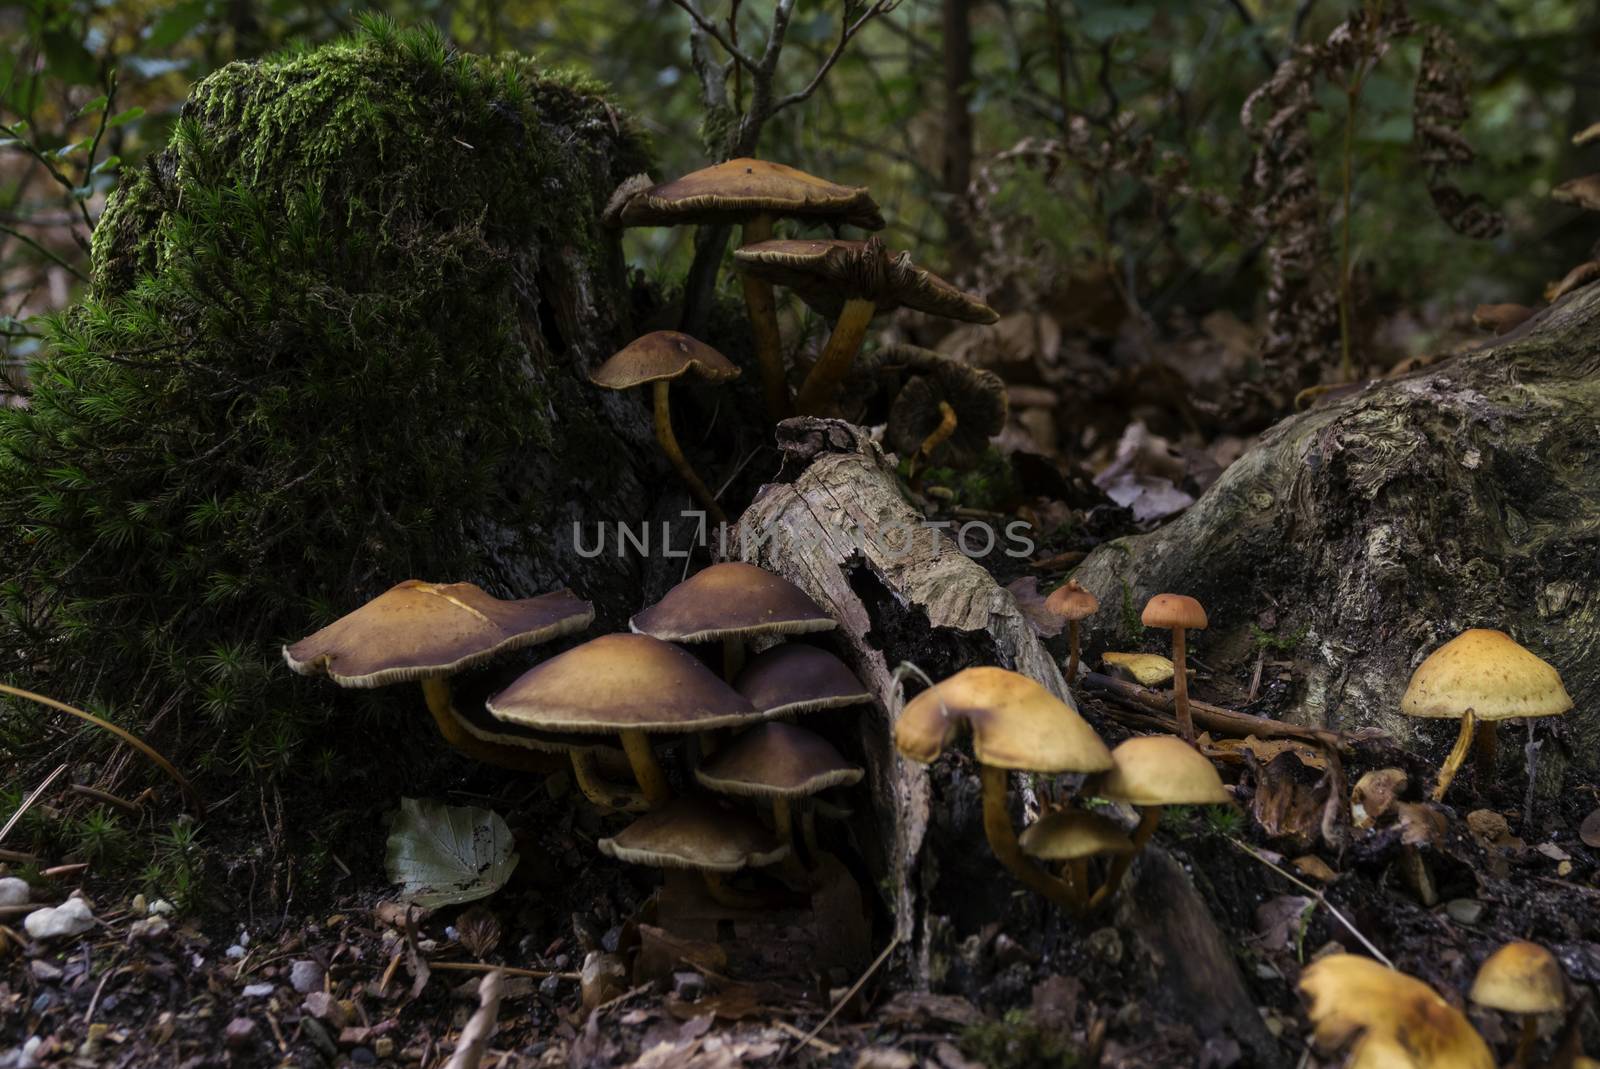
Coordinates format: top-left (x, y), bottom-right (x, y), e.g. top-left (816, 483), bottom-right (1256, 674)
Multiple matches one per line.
top-left (0, 23), bottom-right (647, 779)
top-left (1251, 622), bottom-right (1310, 655)
top-left (914, 447), bottom-right (1022, 512)
top-left (960, 1008), bottom-right (1080, 1069)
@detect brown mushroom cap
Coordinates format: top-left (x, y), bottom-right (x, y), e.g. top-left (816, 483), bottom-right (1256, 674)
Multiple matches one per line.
top-left (598, 797), bottom-right (789, 872)
top-left (283, 581), bottom-right (594, 688)
top-left (1091, 735), bottom-right (1230, 807)
top-left (486, 633), bottom-right (756, 733)
top-left (448, 698), bottom-right (607, 754)
top-left (1019, 810), bottom-right (1135, 862)
top-left (1471, 303), bottom-right (1536, 336)
top-left (589, 331), bottom-right (741, 390)
top-left (1552, 173), bottom-right (1600, 212)
top-left (1299, 954), bottom-right (1494, 1069)
top-left (695, 722), bottom-right (863, 799)
top-left (1401, 629), bottom-right (1573, 722)
top-left (630, 562), bottom-right (835, 643)
top-left (604, 158), bottom-right (885, 231)
top-left (1469, 941), bottom-right (1566, 1015)
top-left (1045, 580), bottom-right (1100, 622)
top-left (733, 238), bottom-right (999, 324)
top-left (1141, 593), bottom-right (1208, 631)
top-left (884, 358), bottom-right (1009, 466)
top-left (735, 644), bottom-right (872, 716)
top-left (894, 666), bottom-right (1112, 774)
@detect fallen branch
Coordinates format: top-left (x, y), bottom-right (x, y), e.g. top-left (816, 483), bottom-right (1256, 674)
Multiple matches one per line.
top-left (1079, 672), bottom-right (1366, 752)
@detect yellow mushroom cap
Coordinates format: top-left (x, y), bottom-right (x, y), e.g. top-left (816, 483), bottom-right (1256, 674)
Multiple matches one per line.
top-left (282, 581), bottom-right (593, 688)
top-left (1101, 652), bottom-right (1176, 687)
top-left (893, 666), bottom-right (1112, 774)
top-left (604, 158), bottom-right (885, 231)
top-left (486, 633), bottom-right (756, 733)
top-left (1469, 941), bottom-right (1566, 1015)
top-left (1091, 735), bottom-right (1230, 807)
top-left (1141, 593), bottom-right (1208, 630)
top-left (1401, 629), bottom-right (1573, 722)
top-left (598, 798), bottom-right (789, 873)
top-left (1044, 580), bottom-right (1099, 622)
top-left (694, 722), bottom-right (863, 799)
top-left (631, 562), bottom-right (835, 643)
top-left (1018, 810), bottom-right (1135, 862)
top-left (1299, 954), bottom-right (1494, 1069)
top-left (589, 331), bottom-right (740, 390)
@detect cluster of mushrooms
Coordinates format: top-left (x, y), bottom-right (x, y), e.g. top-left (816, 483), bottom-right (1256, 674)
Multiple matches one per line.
top-left (283, 563), bottom-right (873, 908)
top-left (593, 158), bottom-right (1000, 524)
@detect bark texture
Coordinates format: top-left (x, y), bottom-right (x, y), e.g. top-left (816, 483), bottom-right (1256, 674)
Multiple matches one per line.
top-left (1075, 282), bottom-right (1600, 775)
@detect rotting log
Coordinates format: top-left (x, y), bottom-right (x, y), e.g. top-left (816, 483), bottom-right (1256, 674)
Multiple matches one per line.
top-left (1074, 282), bottom-right (1600, 786)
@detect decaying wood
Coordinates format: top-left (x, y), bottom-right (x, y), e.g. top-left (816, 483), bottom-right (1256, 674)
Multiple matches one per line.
top-left (733, 419), bottom-right (1071, 985)
top-left (1075, 281), bottom-right (1600, 778)
top-left (1081, 671), bottom-right (1367, 750)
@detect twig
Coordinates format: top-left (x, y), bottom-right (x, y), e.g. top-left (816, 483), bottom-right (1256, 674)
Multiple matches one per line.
top-left (0, 683), bottom-right (205, 816)
top-left (444, 968), bottom-right (503, 1069)
top-left (668, 0), bottom-right (759, 70)
top-left (1080, 672), bottom-right (1358, 751)
top-left (429, 961), bottom-right (580, 980)
top-left (773, 2), bottom-right (900, 113)
top-left (1227, 837), bottom-right (1392, 967)
top-left (0, 762), bottom-right (68, 844)
top-left (778, 933), bottom-right (900, 1060)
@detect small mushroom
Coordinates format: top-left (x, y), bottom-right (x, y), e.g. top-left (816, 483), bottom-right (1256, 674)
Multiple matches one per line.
top-left (590, 332), bottom-right (740, 526)
top-left (447, 702), bottom-right (645, 811)
top-left (598, 797), bottom-right (789, 908)
top-left (733, 238), bottom-right (997, 416)
top-left (283, 581), bottom-right (592, 773)
top-left (883, 355), bottom-right (1008, 477)
top-left (1401, 629), bottom-right (1572, 802)
top-left (1085, 735), bottom-right (1230, 908)
top-left (1471, 303), bottom-right (1536, 335)
top-left (1140, 593), bottom-right (1208, 744)
top-left (604, 159), bottom-right (885, 421)
top-left (734, 644), bottom-right (872, 717)
top-left (1100, 652), bottom-right (1177, 687)
top-left (631, 561), bottom-right (834, 680)
top-left (1044, 580), bottom-right (1099, 682)
top-left (1019, 809), bottom-right (1133, 912)
top-left (1298, 954), bottom-right (1494, 1069)
top-left (895, 666), bottom-right (1112, 910)
top-left (1469, 940), bottom-right (1566, 1068)
top-left (487, 633), bottom-right (757, 808)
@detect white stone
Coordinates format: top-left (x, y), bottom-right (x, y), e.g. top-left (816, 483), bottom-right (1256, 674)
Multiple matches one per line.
top-left (0, 877), bottom-right (30, 908)
top-left (22, 897), bottom-right (96, 941)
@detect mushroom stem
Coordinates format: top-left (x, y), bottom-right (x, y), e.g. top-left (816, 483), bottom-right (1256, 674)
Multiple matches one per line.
top-left (1066, 620), bottom-right (1081, 683)
top-left (1473, 718), bottom-right (1499, 781)
top-left (418, 678), bottom-right (561, 774)
top-left (1512, 1014), bottom-right (1537, 1069)
top-left (795, 296), bottom-right (877, 415)
top-left (1170, 626), bottom-right (1194, 744)
top-left (652, 380), bottom-right (727, 527)
top-left (978, 764), bottom-right (1077, 910)
top-left (619, 730), bottom-right (672, 808)
top-left (1067, 858), bottom-right (1091, 912)
top-left (909, 401), bottom-right (958, 491)
top-left (1088, 806), bottom-right (1161, 910)
top-left (568, 750), bottom-right (651, 812)
top-left (739, 214), bottom-right (790, 422)
top-left (701, 871), bottom-right (769, 910)
top-left (801, 805), bottom-right (821, 857)
top-left (1431, 708), bottom-right (1477, 802)
top-left (722, 636), bottom-right (745, 683)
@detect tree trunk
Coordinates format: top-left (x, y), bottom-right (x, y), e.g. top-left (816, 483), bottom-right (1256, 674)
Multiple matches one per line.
top-left (941, 0), bottom-right (977, 265)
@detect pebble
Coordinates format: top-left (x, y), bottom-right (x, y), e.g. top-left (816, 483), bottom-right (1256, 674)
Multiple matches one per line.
top-left (129, 917), bottom-right (169, 941)
top-left (538, 974), bottom-right (562, 997)
top-left (373, 1038), bottom-right (396, 1059)
top-left (0, 878), bottom-right (30, 908)
top-left (28, 960), bottom-right (62, 983)
top-left (241, 983), bottom-right (275, 999)
top-left (288, 959), bottom-right (324, 994)
top-left (223, 1018), bottom-right (257, 1051)
top-left (225, 945), bottom-right (247, 960)
top-left (349, 1047), bottom-right (376, 1065)
top-left (673, 972), bottom-right (706, 1000)
top-left (23, 897), bottom-right (95, 941)
top-left (148, 899), bottom-right (175, 916)
top-left (1446, 898), bottom-right (1485, 926)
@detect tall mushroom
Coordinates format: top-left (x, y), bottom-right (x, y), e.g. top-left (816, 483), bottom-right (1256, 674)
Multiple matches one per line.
top-left (1018, 809), bottom-right (1133, 913)
top-left (283, 580), bottom-right (592, 773)
top-left (1085, 735), bottom-right (1230, 908)
top-left (1045, 580), bottom-right (1099, 683)
top-left (486, 633), bottom-right (757, 808)
top-left (604, 159), bottom-right (885, 421)
top-left (590, 332), bottom-right (740, 527)
top-left (1299, 954), bottom-right (1494, 1069)
top-left (1141, 593), bottom-right (1208, 744)
top-left (1401, 628), bottom-right (1573, 802)
top-left (894, 666), bottom-right (1112, 910)
top-left (1469, 940), bottom-right (1566, 1069)
top-left (631, 561), bottom-right (835, 681)
top-left (598, 797), bottom-right (789, 909)
top-left (734, 644), bottom-right (872, 717)
top-left (733, 238), bottom-right (998, 416)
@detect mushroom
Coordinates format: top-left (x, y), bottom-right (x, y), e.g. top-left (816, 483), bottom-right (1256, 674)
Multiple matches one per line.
top-left (1100, 652), bottom-right (1177, 688)
top-left (695, 722), bottom-right (863, 868)
top-left (631, 561), bottom-right (835, 681)
top-left (604, 159), bottom-right (885, 421)
top-left (1298, 954), bottom-right (1494, 1069)
top-left (1140, 593), bottom-right (1208, 744)
top-left (487, 633), bottom-right (757, 808)
top-left (598, 797), bottom-right (789, 908)
top-left (1401, 628), bottom-right (1572, 802)
top-left (1471, 303), bottom-right (1536, 335)
top-left (1044, 580), bottom-right (1099, 682)
top-left (1018, 809), bottom-right (1133, 913)
top-left (1469, 940), bottom-right (1566, 1068)
top-left (733, 238), bottom-right (998, 416)
top-left (894, 666), bottom-right (1112, 909)
top-left (590, 332), bottom-right (740, 527)
top-left (883, 353), bottom-right (1008, 478)
top-left (734, 644), bottom-right (872, 717)
top-left (1551, 173), bottom-right (1600, 212)
top-left (447, 701), bottom-right (646, 811)
top-left (1085, 735), bottom-right (1230, 908)
top-left (283, 580), bottom-right (592, 773)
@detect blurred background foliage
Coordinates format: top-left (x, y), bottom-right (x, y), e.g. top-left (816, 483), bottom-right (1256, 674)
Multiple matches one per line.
top-left (2, 0), bottom-right (1596, 384)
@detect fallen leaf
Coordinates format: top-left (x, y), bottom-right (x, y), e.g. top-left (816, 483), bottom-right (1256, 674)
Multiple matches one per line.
top-left (384, 798), bottom-right (519, 909)
top-left (1350, 769), bottom-right (1408, 829)
top-left (1101, 652), bottom-right (1177, 687)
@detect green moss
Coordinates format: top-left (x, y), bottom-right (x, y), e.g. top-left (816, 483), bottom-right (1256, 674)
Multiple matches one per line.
top-left (960, 1009), bottom-right (1080, 1069)
top-left (0, 22), bottom-right (649, 782)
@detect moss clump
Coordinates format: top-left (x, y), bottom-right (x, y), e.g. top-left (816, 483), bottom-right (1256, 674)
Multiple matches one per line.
top-left (959, 1009), bottom-right (1080, 1069)
top-left (0, 19), bottom-right (650, 780)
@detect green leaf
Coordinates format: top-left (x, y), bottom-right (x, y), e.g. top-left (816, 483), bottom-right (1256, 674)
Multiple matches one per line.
top-left (92, 155), bottom-right (121, 175)
top-left (145, 1), bottom-right (212, 51)
top-left (75, 95), bottom-right (108, 119)
top-left (108, 107), bottom-right (145, 128)
top-left (384, 798), bottom-right (519, 909)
